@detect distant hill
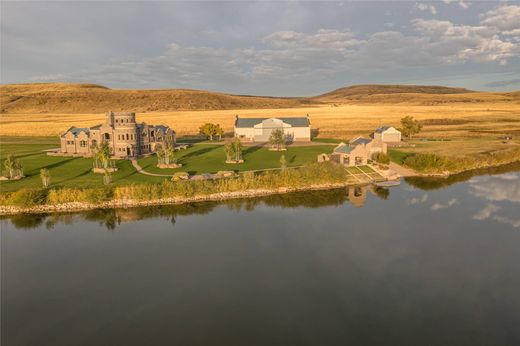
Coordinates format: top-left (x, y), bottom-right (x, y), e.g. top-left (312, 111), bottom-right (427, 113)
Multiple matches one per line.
top-left (1, 83), bottom-right (518, 114)
top-left (0, 83), bottom-right (313, 114)
top-left (311, 84), bottom-right (520, 105)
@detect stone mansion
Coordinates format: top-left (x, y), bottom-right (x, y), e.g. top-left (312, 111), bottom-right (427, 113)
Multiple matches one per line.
top-left (59, 111), bottom-right (175, 158)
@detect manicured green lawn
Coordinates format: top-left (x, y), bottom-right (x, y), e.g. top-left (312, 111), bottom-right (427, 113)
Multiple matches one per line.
top-left (1, 137), bottom-right (335, 192)
top-left (138, 144), bottom-right (335, 175)
top-left (0, 137), bottom-right (168, 192)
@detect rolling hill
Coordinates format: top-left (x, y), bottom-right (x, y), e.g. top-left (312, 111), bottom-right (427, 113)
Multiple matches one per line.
top-left (0, 83), bottom-right (313, 114)
top-left (0, 83), bottom-right (518, 114)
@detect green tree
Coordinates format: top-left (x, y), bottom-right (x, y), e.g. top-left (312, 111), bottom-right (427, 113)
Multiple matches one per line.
top-left (224, 138), bottom-right (243, 162)
top-left (3, 154), bottom-right (15, 179)
top-left (93, 141), bottom-right (112, 169)
top-left (199, 123), bottom-right (223, 141)
top-left (269, 128), bottom-right (286, 150)
top-left (40, 168), bottom-right (50, 188)
top-left (400, 116), bottom-right (423, 140)
top-left (232, 138), bottom-right (243, 162)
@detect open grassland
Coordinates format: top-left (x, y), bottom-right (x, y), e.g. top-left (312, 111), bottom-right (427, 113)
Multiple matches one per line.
top-left (2, 102), bottom-right (519, 157)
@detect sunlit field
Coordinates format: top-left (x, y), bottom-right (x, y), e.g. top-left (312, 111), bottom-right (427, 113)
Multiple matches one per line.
top-left (1, 103), bottom-right (519, 157)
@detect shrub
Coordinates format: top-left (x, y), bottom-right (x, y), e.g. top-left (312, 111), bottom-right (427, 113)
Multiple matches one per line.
top-left (6, 188), bottom-right (48, 207)
top-left (373, 152), bottom-right (390, 164)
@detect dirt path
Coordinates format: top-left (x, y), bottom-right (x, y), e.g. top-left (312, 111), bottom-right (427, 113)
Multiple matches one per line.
top-left (130, 159), bottom-right (172, 177)
top-left (389, 162), bottom-right (417, 177)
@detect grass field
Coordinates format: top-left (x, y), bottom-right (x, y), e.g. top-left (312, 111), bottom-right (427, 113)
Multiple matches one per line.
top-left (2, 103), bottom-right (519, 157)
top-left (0, 137), bottom-right (334, 192)
top-left (138, 144), bottom-right (334, 175)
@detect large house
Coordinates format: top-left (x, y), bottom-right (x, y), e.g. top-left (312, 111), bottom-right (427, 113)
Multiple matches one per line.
top-left (318, 135), bottom-right (387, 167)
top-left (371, 126), bottom-right (401, 143)
top-left (234, 115), bottom-right (311, 142)
top-left (59, 111), bottom-right (175, 158)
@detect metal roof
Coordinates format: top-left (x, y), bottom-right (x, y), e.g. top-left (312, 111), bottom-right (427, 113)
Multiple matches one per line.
top-left (374, 126), bottom-right (392, 134)
top-left (235, 117), bottom-right (310, 128)
top-left (350, 137), bottom-right (372, 145)
top-left (334, 145), bottom-right (355, 154)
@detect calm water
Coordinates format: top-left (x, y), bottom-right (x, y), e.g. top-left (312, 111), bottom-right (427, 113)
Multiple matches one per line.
top-left (2, 164), bottom-right (520, 346)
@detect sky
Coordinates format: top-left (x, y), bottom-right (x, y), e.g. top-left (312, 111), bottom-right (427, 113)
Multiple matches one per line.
top-left (1, 1), bottom-right (520, 96)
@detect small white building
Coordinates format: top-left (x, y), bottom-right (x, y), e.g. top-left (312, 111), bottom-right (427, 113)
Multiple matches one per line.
top-left (372, 126), bottom-right (401, 143)
top-left (234, 115), bottom-right (311, 142)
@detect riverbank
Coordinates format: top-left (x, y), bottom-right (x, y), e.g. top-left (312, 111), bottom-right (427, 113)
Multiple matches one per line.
top-left (1, 162), bottom-right (383, 215)
top-left (0, 182), bottom-right (362, 215)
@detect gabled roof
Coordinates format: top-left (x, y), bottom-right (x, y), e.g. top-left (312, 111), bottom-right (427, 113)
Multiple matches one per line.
top-left (350, 137), bottom-right (372, 145)
top-left (334, 145), bottom-right (354, 154)
top-left (89, 124), bottom-right (102, 130)
top-left (63, 127), bottom-right (90, 137)
top-left (154, 125), bottom-right (170, 133)
top-left (235, 117), bottom-right (310, 128)
top-left (374, 126), bottom-right (393, 134)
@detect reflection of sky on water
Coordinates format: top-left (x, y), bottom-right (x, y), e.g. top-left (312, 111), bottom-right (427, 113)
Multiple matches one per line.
top-left (405, 170), bottom-right (520, 229)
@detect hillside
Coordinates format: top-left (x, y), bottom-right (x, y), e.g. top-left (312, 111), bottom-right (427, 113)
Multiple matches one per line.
top-left (1, 83), bottom-right (518, 114)
top-left (311, 84), bottom-right (519, 105)
top-left (0, 83), bottom-right (314, 114)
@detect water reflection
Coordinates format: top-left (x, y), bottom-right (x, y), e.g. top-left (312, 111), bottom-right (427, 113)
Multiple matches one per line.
top-left (1, 185), bottom-right (390, 231)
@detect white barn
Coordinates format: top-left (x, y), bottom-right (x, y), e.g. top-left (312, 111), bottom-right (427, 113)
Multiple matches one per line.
top-left (234, 116), bottom-right (311, 142)
top-left (372, 126), bottom-right (402, 143)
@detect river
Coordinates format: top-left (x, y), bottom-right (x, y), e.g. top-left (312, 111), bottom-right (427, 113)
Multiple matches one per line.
top-left (2, 164), bottom-right (520, 345)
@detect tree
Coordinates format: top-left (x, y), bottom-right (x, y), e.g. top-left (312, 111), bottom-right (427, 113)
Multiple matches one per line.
top-left (14, 159), bottom-right (23, 177)
top-left (224, 138), bottom-right (243, 162)
top-left (3, 154), bottom-right (15, 179)
top-left (156, 142), bottom-right (176, 165)
top-left (40, 168), bottom-right (50, 188)
top-left (400, 116), bottom-right (423, 140)
top-left (217, 125), bottom-right (224, 141)
top-left (232, 138), bottom-right (242, 162)
top-left (93, 141), bottom-right (112, 169)
top-left (269, 128), bottom-right (286, 150)
top-left (280, 154), bottom-right (287, 171)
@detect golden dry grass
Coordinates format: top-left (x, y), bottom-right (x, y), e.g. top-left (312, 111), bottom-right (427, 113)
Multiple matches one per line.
top-left (1, 102), bottom-right (519, 157)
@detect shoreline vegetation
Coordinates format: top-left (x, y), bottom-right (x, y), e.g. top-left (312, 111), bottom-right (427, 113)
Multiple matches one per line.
top-left (1, 155), bottom-right (520, 215)
top-left (0, 163), bottom-right (352, 215)
top-left (391, 147), bottom-right (520, 176)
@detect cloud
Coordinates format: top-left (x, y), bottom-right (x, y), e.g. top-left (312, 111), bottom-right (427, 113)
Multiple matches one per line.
top-left (469, 174), bottom-right (520, 203)
top-left (431, 198), bottom-right (458, 210)
top-left (408, 194), bottom-right (429, 205)
top-left (481, 4), bottom-right (520, 33)
top-left (473, 204), bottom-right (501, 220)
top-left (414, 2), bottom-right (437, 15)
top-left (458, 0), bottom-right (470, 10)
top-left (484, 78), bottom-right (520, 87)
top-left (30, 4), bottom-right (520, 92)
top-left (493, 216), bottom-right (520, 228)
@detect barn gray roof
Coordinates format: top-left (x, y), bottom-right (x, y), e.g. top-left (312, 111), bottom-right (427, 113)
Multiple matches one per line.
top-left (350, 137), bottom-right (372, 145)
top-left (63, 127), bottom-right (90, 137)
top-left (235, 117), bottom-right (310, 128)
top-left (374, 126), bottom-right (392, 134)
top-left (334, 145), bottom-right (355, 154)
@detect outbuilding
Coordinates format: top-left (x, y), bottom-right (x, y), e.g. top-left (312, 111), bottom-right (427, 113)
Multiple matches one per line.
top-left (234, 115), bottom-right (311, 142)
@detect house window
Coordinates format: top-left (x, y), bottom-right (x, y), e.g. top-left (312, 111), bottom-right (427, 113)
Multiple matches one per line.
top-left (126, 133), bottom-right (129, 140)
top-left (103, 133), bottom-right (110, 140)
top-left (80, 140), bottom-right (87, 147)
